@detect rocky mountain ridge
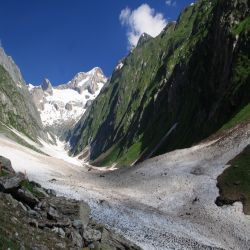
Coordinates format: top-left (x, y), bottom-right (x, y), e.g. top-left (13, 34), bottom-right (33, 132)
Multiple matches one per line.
top-left (0, 47), bottom-right (25, 85)
top-left (0, 47), bottom-right (47, 143)
top-left (29, 67), bottom-right (107, 137)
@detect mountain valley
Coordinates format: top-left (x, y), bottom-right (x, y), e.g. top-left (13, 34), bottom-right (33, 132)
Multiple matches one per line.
top-left (69, 0), bottom-right (250, 167)
top-left (0, 0), bottom-right (250, 249)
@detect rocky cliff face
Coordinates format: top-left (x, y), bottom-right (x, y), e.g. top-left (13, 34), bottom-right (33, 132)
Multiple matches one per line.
top-left (0, 47), bottom-right (25, 85)
top-left (29, 67), bottom-right (107, 137)
top-left (69, 0), bottom-right (250, 166)
top-left (0, 47), bottom-right (47, 142)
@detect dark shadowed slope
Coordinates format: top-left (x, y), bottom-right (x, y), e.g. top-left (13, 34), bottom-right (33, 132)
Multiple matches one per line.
top-left (69, 0), bottom-right (250, 167)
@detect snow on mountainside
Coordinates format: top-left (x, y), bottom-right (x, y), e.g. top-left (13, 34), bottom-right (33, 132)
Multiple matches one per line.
top-left (29, 67), bottom-right (107, 135)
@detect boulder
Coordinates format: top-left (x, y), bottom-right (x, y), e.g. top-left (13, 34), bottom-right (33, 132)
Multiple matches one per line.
top-left (0, 156), bottom-right (15, 173)
top-left (82, 226), bottom-right (102, 242)
top-left (72, 219), bottom-right (83, 229)
top-left (28, 209), bottom-right (41, 218)
top-left (38, 218), bottom-right (71, 229)
top-left (47, 206), bottom-right (60, 220)
top-left (52, 227), bottom-right (65, 238)
top-left (37, 200), bottom-right (47, 210)
top-left (79, 202), bottom-right (91, 226)
top-left (68, 229), bottom-right (83, 248)
top-left (46, 197), bottom-right (90, 224)
top-left (0, 173), bottom-right (24, 192)
top-left (58, 227), bottom-right (66, 238)
top-left (18, 201), bottom-right (28, 212)
top-left (100, 228), bottom-right (141, 250)
top-left (16, 188), bottom-right (39, 208)
top-left (46, 189), bottom-right (56, 196)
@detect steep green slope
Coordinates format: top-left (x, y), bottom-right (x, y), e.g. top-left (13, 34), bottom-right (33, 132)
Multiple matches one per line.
top-left (69, 0), bottom-right (250, 167)
top-left (0, 65), bottom-right (45, 142)
top-left (219, 101), bottom-right (250, 132)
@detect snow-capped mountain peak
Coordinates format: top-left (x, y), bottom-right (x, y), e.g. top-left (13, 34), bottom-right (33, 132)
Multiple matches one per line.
top-left (29, 67), bottom-right (107, 136)
top-left (58, 67), bottom-right (106, 95)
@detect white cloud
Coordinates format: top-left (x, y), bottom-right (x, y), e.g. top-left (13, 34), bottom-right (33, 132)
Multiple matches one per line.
top-left (120, 7), bottom-right (131, 25)
top-left (166, 0), bottom-right (177, 7)
top-left (119, 4), bottom-right (167, 48)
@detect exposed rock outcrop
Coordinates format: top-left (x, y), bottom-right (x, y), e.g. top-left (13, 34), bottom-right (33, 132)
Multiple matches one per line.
top-left (41, 78), bottom-right (53, 95)
top-left (0, 156), bottom-right (141, 249)
top-left (0, 47), bottom-right (25, 85)
top-left (0, 47), bottom-right (47, 142)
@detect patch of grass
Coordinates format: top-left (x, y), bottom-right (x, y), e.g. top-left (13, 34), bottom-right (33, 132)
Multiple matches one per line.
top-left (0, 234), bottom-right (22, 250)
top-left (94, 140), bottom-right (142, 167)
top-left (219, 101), bottom-right (250, 131)
top-left (0, 169), bottom-right (9, 177)
top-left (117, 141), bottom-right (142, 166)
top-left (20, 180), bottom-right (45, 199)
top-left (92, 144), bottom-right (121, 167)
top-left (217, 145), bottom-right (250, 214)
top-left (232, 16), bottom-right (250, 35)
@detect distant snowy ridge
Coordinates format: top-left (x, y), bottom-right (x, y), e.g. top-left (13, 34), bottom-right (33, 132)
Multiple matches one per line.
top-left (29, 67), bottom-right (107, 136)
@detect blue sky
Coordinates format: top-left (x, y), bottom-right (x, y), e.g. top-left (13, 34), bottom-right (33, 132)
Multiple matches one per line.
top-left (0, 0), bottom-right (195, 85)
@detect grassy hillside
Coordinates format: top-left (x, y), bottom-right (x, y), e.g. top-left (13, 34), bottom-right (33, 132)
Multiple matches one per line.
top-left (219, 101), bottom-right (250, 131)
top-left (69, 0), bottom-right (250, 167)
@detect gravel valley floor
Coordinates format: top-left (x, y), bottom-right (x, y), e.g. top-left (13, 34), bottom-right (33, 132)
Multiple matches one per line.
top-left (0, 123), bottom-right (250, 249)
